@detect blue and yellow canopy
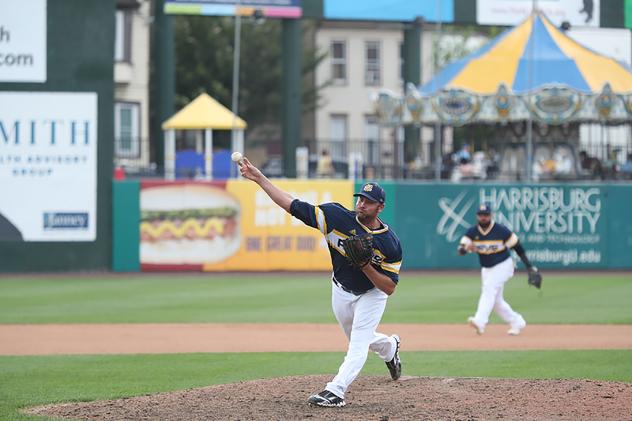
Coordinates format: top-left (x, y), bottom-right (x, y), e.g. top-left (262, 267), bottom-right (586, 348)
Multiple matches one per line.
top-left (421, 11), bottom-right (632, 95)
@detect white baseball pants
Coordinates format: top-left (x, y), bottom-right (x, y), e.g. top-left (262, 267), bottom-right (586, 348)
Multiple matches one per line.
top-left (472, 257), bottom-right (524, 328)
top-left (325, 282), bottom-right (398, 399)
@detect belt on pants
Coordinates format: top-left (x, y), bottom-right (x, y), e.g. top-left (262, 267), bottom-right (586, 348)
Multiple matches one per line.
top-left (332, 277), bottom-right (364, 296)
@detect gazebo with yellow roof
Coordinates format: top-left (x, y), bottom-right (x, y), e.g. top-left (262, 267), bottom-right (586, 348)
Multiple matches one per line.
top-left (162, 93), bottom-right (247, 180)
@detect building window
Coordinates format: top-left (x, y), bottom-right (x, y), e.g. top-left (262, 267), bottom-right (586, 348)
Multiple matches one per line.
top-left (115, 10), bottom-right (132, 62)
top-left (115, 102), bottom-right (140, 158)
top-left (330, 114), bottom-right (348, 142)
top-left (329, 114), bottom-right (347, 161)
top-left (330, 40), bottom-right (347, 84)
top-left (364, 115), bottom-right (380, 142)
top-left (365, 41), bottom-right (381, 86)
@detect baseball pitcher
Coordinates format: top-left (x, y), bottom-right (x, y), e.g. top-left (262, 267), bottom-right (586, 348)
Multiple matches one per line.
top-left (238, 157), bottom-right (402, 408)
top-left (458, 203), bottom-right (542, 335)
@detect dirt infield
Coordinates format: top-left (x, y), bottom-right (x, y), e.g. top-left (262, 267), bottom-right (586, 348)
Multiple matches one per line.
top-left (2, 323), bottom-right (632, 355)
top-left (26, 375), bottom-right (632, 421)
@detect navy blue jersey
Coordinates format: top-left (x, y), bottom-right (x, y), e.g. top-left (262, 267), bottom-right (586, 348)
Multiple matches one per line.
top-left (290, 200), bottom-right (402, 293)
top-left (461, 222), bottom-right (518, 268)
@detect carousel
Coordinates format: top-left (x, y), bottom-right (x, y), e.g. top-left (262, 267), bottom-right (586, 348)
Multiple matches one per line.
top-left (376, 10), bottom-right (632, 180)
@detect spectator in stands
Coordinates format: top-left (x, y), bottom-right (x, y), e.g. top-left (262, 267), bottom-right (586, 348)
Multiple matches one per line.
top-left (451, 144), bottom-right (476, 182)
top-left (554, 148), bottom-right (573, 176)
top-left (316, 149), bottom-right (335, 178)
top-left (485, 147), bottom-right (500, 179)
top-left (579, 150), bottom-right (603, 179)
top-left (620, 153), bottom-right (632, 179)
top-left (454, 143), bottom-right (472, 164)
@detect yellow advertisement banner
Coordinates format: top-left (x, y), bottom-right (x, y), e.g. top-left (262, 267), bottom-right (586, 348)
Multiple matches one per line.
top-left (201, 179), bottom-right (354, 271)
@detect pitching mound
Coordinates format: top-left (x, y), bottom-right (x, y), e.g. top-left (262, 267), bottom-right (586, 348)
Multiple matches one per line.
top-left (26, 375), bottom-right (632, 420)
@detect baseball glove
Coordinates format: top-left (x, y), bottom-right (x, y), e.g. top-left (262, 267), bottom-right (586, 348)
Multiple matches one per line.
top-left (341, 233), bottom-right (374, 269)
top-left (527, 266), bottom-right (543, 289)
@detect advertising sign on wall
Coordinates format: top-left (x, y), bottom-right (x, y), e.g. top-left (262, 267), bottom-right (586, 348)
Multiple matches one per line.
top-left (0, 92), bottom-right (98, 241)
top-left (139, 180), bottom-right (353, 271)
top-left (477, 0), bottom-right (600, 27)
top-left (435, 185), bottom-right (604, 267)
top-left (0, 0), bottom-right (47, 82)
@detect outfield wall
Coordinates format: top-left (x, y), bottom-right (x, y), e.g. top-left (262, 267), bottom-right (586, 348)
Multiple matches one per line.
top-left (0, 0), bottom-right (114, 272)
top-left (113, 180), bottom-right (632, 271)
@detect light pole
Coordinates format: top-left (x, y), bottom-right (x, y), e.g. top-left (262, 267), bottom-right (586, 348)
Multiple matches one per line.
top-left (526, 0), bottom-right (537, 181)
top-left (230, 2), bottom-right (243, 177)
top-left (434, 0), bottom-right (443, 180)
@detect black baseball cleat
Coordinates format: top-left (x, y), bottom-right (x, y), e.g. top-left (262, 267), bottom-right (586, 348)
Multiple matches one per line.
top-left (385, 334), bottom-right (401, 380)
top-left (307, 390), bottom-right (346, 407)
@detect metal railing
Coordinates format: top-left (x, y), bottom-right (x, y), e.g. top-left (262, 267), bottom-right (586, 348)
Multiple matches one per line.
top-left (114, 136), bottom-right (144, 160)
top-left (302, 138), bottom-right (405, 179)
top-left (112, 136), bottom-right (632, 182)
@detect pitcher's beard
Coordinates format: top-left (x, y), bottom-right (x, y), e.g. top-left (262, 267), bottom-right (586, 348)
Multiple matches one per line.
top-left (478, 221), bottom-right (491, 229)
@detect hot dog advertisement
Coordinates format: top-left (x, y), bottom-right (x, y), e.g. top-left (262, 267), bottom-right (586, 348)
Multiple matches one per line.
top-left (139, 180), bottom-right (353, 271)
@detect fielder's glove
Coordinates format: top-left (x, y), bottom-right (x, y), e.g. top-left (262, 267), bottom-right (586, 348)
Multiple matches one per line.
top-left (527, 266), bottom-right (543, 289)
top-left (341, 233), bottom-right (374, 269)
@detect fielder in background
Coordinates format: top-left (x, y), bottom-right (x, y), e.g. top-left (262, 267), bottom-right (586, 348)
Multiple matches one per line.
top-left (238, 157), bottom-right (402, 408)
top-left (458, 203), bottom-right (541, 336)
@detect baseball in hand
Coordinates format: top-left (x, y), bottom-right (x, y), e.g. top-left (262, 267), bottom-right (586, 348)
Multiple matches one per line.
top-left (231, 152), bottom-right (243, 163)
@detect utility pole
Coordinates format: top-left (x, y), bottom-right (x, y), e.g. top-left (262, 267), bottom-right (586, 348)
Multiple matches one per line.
top-left (152, 0), bottom-right (175, 174)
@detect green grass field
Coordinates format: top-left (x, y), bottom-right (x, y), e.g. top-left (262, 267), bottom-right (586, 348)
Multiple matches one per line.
top-left (1, 272), bottom-right (631, 324)
top-left (0, 272), bottom-right (631, 420)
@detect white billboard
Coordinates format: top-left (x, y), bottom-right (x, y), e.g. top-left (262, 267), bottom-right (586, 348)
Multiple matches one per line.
top-left (0, 92), bottom-right (98, 241)
top-left (0, 0), bottom-right (47, 82)
top-left (568, 27), bottom-right (632, 66)
top-left (478, 0), bottom-right (600, 27)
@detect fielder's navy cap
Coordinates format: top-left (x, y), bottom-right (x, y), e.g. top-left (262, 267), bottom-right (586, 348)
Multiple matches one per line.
top-left (476, 203), bottom-right (492, 215)
top-left (354, 182), bottom-right (386, 204)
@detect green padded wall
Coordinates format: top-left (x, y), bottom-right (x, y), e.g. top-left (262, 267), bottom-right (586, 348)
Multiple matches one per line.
top-left (0, 0), bottom-right (114, 271)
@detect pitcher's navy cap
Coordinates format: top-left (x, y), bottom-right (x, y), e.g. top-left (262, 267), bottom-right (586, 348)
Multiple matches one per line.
top-left (476, 203), bottom-right (492, 215)
top-left (354, 182), bottom-right (386, 204)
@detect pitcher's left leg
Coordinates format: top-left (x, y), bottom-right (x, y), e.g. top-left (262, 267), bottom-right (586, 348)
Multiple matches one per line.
top-left (325, 289), bottom-right (389, 398)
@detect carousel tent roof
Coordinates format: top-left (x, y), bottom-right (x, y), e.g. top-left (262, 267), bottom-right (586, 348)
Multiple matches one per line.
top-left (420, 10), bottom-right (632, 95)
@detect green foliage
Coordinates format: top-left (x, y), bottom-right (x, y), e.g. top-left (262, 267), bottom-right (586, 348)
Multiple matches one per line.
top-left (431, 25), bottom-right (492, 70)
top-left (1, 350), bottom-right (631, 419)
top-left (174, 17), bottom-right (327, 130)
top-left (0, 273), bottom-right (631, 324)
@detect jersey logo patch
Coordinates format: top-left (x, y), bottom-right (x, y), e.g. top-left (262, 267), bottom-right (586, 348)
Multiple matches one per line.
top-left (349, 229), bottom-right (356, 235)
top-left (473, 241), bottom-right (506, 255)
